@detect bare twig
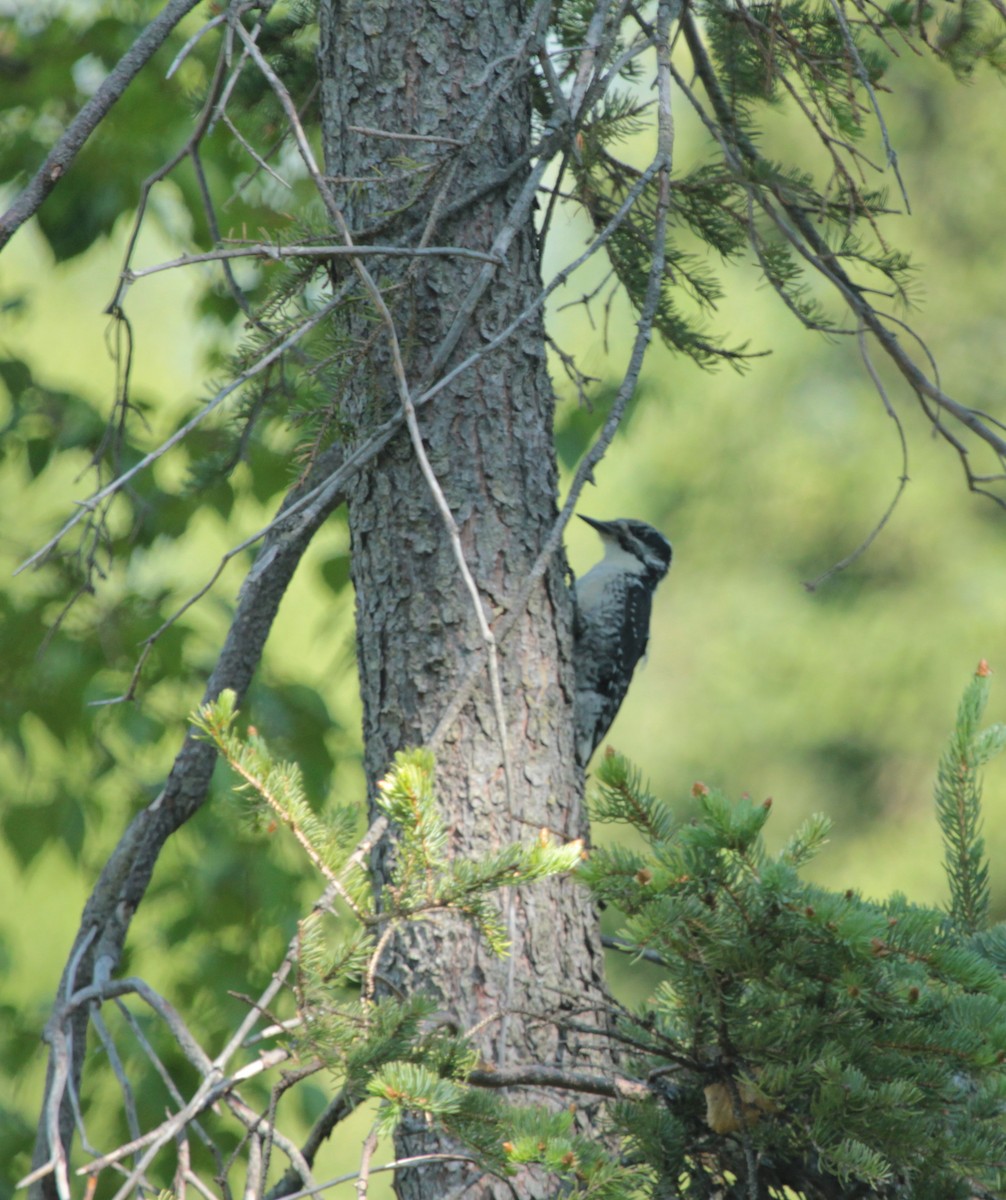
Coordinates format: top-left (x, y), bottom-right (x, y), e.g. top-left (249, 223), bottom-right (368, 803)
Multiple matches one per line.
top-left (468, 1063), bottom-right (651, 1100)
top-left (113, 997), bottom-right (219, 1158)
top-left (216, 815), bottom-right (387, 1069)
top-left (825, 0), bottom-right (912, 213)
top-left (263, 1088), bottom-right (361, 1200)
top-left (225, 1095), bottom-right (315, 1191)
top-left (224, 112), bottom-right (296, 189)
top-left (180, 1165), bottom-right (221, 1200)
top-left (347, 124), bottom-right (466, 146)
top-left (0, 0), bottom-right (204, 250)
top-left (110, 6), bottom-right (290, 330)
top-left (804, 321), bottom-right (910, 590)
top-left (356, 1124), bottom-right (381, 1199)
top-left (119, 241), bottom-right (504, 285)
top-left (272, 1154), bottom-right (483, 1200)
top-left (104, 8), bottom-right (237, 316)
top-left (14, 292), bottom-right (343, 577)
top-left (165, 9), bottom-right (228, 78)
top-left (90, 1009), bottom-right (141, 1145)
top-left (209, 2), bottom-right (270, 131)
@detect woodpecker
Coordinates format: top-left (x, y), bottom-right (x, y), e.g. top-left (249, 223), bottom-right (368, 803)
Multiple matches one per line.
top-left (573, 515), bottom-right (672, 767)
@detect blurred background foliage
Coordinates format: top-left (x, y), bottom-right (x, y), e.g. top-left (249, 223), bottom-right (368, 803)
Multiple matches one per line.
top-left (1, 0), bottom-right (1005, 1193)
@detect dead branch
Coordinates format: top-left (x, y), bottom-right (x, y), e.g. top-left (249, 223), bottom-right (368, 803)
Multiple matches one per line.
top-left (0, 0), bottom-right (205, 250)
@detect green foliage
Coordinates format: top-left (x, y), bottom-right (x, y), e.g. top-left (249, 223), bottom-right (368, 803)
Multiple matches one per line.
top-left (185, 675), bottom-right (1006, 1198)
top-left (194, 688), bottom-right (365, 888)
top-left (568, 142), bottom-right (754, 369)
top-left (191, 696), bottom-right (593, 1183)
top-left (934, 0), bottom-right (1006, 76)
top-left (372, 746), bottom-right (585, 954)
top-left (368, 1061), bottom-right (468, 1129)
top-left (935, 661), bottom-right (1006, 934)
top-left (490, 1105), bottom-right (654, 1197)
top-left (0, 4), bottom-right (320, 264)
top-left (196, 698), bottom-right (587, 949)
top-left (546, 0), bottom-right (1004, 372)
top-left (580, 670), bottom-right (1006, 1199)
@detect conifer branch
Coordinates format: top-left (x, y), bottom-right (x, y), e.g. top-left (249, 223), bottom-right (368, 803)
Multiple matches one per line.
top-left (934, 661), bottom-right (1005, 934)
top-left (194, 691), bottom-right (373, 920)
top-left (677, 6), bottom-right (1006, 499)
top-left (578, 733), bottom-right (1006, 1197)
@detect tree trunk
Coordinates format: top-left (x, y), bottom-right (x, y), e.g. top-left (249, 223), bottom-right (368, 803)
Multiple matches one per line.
top-left (317, 1), bottom-right (608, 1195)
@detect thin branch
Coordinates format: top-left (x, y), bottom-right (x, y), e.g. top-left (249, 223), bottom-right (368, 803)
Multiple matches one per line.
top-left (365, 923), bottom-right (398, 1006)
top-left (679, 8), bottom-right (1006, 488)
top-left (804, 321), bottom-right (911, 590)
top-left (224, 77), bottom-right (319, 210)
top-left (222, 111), bottom-right (295, 188)
top-left (112, 998), bottom-right (219, 1157)
top-left (216, 815), bottom-right (387, 1070)
top-left (347, 124), bottom-right (466, 146)
top-left (165, 9), bottom-right (228, 79)
top-left (120, 241), bottom-right (504, 285)
top-left (356, 1124), bottom-right (381, 1199)
top-left (90, 1010), bottom-right (142, 1145)
top-left (181, 1166), bottom-right (222, 1200)
top-left (219, 752), bottom-right (360, 903)
top-left (825, 0), bottom-right (912, 212)
top-left (189, 140), bottom-right (266, 325)
top-left (274, 1155), bottom-right (483, 1200)
top-left (568, 0), bottom-right (633, 118)
top-left (105, 3), bottom-right (292, 319)
top-left (0, 0), bottom-right (204, 251)
top-left (263, 1088), bottom-right (362, 1200)
top-left (468, 1064), bottom-right (651, 1100)
top-left (14, 292), bottom-right (344, 576)
top-left (209, 2), bottom-right (270, 132)
top-left (54, 978), bottom-right (214, 1075)
top-left (21, 925), bottom-right (98, 1196)
top-left (91, 537), bottom-right (255, 706)
top-left (224, 1095), bottom-right (316, 1191)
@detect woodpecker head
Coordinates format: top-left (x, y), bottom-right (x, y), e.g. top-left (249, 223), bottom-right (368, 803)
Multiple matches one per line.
top-left (579, 515), bottom-right (672, 582)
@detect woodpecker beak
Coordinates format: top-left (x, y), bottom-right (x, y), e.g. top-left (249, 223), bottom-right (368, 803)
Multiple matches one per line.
top-left (579, 514), bottom-right (617, 536)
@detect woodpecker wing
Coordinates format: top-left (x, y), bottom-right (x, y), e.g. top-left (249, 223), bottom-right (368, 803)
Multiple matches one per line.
top-left (573, 571), bottom-right (653, 764)
top-left (606, 570), bottom-right (654, 677)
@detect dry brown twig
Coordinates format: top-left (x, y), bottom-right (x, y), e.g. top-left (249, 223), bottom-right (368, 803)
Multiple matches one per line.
top-left (21, 816), bottom-right (386, 1196)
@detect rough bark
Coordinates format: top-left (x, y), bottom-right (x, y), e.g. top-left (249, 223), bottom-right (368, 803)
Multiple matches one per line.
top-left (317, 1), bottom-right (608, 1196)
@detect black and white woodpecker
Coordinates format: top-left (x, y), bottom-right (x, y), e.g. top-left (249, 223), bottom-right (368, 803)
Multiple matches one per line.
top-left (573, 515), bottom-right (673, 767)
